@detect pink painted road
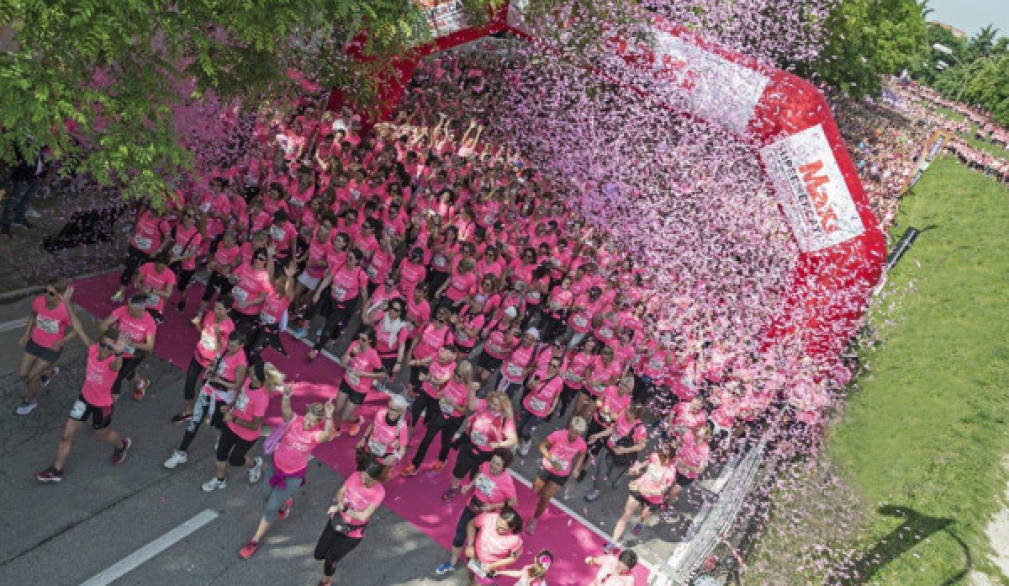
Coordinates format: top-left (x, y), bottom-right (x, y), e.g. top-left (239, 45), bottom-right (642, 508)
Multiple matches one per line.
top-left (73, 273), bottom-right (650, 585)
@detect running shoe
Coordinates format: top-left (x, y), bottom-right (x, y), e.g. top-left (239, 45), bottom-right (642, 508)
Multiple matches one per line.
top-left (163, 449), bottom-right (188, 469)
top-left (434, 562), bottom-right (456, 576)
top-left (291, 324), bottom-right (309, 339)
top-left (248, 456), bottom-right (264, 484)
top-left (441, 487), bottom-right (461, 502)
top-left (111, 437), bottom-right (132, 465)
top-left (35, 466), bottom-right (64, 483)
top-left (132, 378), bottom-right (150, 401)
top-left (525, 518), bottom-right (537, 534)
top-left (15, 401), bottom-right (38, 416)
top-left (277, 497), bottom-right (294, 520)
top-left (632, 522), bottom-right (644, 536)
top-left (110, 289), bottom-right (124, 303)
top-left (401, 464), bottom-right (418, 477)
top-left (40, 366), bottom-right (61, 387)
top-left (170, 411), bottom-right (193, 425)
top-left (202, 477), bottom-right (227, 492)
top-left (238, 540), bottom-right (259, 560)
top-left (430, 460), bottom-right (445, 472)
top-left (347, 417), bottom-right (363, 437)
top-left (584, 490), bottom-right (601, 502)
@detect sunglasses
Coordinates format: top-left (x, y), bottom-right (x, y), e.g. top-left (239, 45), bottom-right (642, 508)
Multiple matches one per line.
top-left (45, 289), bottom-right (59, 297)
top-left (100, 342), bottom-right (116, 352)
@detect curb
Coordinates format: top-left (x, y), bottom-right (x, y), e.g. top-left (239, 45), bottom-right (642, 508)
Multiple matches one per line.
top-left (0, 267), bottom-right (121, 305)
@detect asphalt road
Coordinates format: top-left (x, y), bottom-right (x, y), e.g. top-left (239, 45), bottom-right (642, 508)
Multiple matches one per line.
top-left (0, 295), bottom-right (704, 585)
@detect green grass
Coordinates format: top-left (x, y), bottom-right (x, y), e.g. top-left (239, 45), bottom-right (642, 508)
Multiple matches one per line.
top-left (933, 104), bottom-right (966, 122)
top-left (827, 155), bottom-right (1009, 584)
top-left (964, 131), bottom-right (1009, 161)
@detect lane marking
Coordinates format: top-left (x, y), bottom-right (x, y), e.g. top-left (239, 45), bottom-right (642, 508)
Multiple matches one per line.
top-left (507, 469), bottom-right (655, 572)
top-left (80, 509), bottom-right (219, 586)
top-left (0, 317), bottom-right (28, 333)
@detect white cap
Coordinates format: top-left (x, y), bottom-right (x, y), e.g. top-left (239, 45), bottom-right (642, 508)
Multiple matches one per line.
top-left (526, 327), bottom-right (540, 340)
top-left (388, 394), bottom-right (409, 410)
top-left (504, 306), bottom-right (518, 319)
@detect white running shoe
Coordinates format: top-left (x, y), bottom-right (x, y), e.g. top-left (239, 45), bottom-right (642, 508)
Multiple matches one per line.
top-left (248, 456), bottom-right (264, 484)
top-left (15, 401), bottom-right (38, 416)
top-left (201, 477), bottom-right (227, 492)
top-left (518, 440), bottom-right (531, 456)
top-left (163, 450), bottom-right (188, 469)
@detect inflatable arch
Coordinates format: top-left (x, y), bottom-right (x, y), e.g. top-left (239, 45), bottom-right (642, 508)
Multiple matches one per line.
top-left (333, 1), bottom-right (886, 369)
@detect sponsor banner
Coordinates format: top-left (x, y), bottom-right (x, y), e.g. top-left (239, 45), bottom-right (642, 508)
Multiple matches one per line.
top-left (760, 124), bottom-right (865, 253)
top-left (906, 169), bottom-right (925, 192)
top-left (416, 0), bottom-right (469, 43)
top-left (506, 2), bottom-right (768, 136)
top-left (925, 133), bottom-right (946, 162)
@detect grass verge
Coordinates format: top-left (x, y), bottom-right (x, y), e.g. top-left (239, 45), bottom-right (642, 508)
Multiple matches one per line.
top-left (747, 156), bottom-right (1009, 584)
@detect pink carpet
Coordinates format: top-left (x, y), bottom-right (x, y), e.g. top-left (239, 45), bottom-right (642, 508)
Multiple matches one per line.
top-left (74, 273), bottom-right (650, 585)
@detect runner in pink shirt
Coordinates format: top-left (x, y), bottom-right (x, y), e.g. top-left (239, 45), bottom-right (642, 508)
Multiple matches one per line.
top-left (99, 295), bottom-right (157, 400)
top-left (583, 404), bottom-right (648, 502)
top-left (198, 229), bottom-right (241, 316)
top-left (357, 395), bottom-right (410, 468)
top-left (435, 448), bottom-right (518, 576)
top-left (406, 304), bottom-right (454, 397)
top-left (229, 248), bottom-right (273, 333)
top-left (579, 344), bottom-right (622, 416)
top-left (201, 360), bottom-right (283, 492)
top-left (313, 462), bottom-right (388, 585)
top-left (515, 358), bottom-right (564, 455)
top-left (451, 296), bottom-right (487, 356)
top-left (610, 445), bottom-right (679, 548)
top-left (436, 257), bottom-right (478, 313)
top-left (398, 246), bottom-right (428, 298)
top-left (308, 248), bottom-right (369, 360)
top-left (526, 417), bottom-right (588, 534)
top-left (465, 508), bottom-right (524, 584)
top-left (167, 208), bottom-right (204, 312)
top-left (134, 252), bottom-right (177, 321)
top-left (240, 390), bottom-right (336, 560)
top-left (541, 275), bottom-right (574, 343)
top-left (334, 327), bottom-right (384, 436)
top-left (474, 309), bottom-right (518, 383)
top-left (16, 277), bottom-right (75, 415)
top-left (496, 550), bottom-right (554, 586)
top-left (444, 391), bottom-right (517, 500)
top-left (586, 550), bottom-right (638, 586)
top-left (111, 203), bottom-right (170, 303)
top-left (173, 295), bottom-right (235, 424)
top-left (36, 292), bottom-right (132, 483)
top-left (498, 327), bottom-right (540, 398)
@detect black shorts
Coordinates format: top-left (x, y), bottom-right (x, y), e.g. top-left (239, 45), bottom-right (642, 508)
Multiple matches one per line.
top-left (340, 379), bottom-right (367, 405)
top-left (630, 490), bottom-right (662, 512)
top-left (25, 339), bottom-right (61, 363)
top-left (537, 467), bottom-right (571, 487)
top-left (676, 475), bottom-right (695, 488)
top-left (69, 394), bottom-right (113, 430)
top-left (476, 352), bottom-right (503, 372)
top-left (216, 424), bottom-right (257, 466)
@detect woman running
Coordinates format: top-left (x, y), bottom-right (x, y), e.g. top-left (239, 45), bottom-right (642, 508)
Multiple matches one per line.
top-left (16, 277), bottom-right (74, 415)
top-left (586, 550), bottom-right (638, 586)
top-left (197, 229), bottom-right (241, 317)
top-left (526, 416), bottom-right (588, 534)
top-left (36, 289), bottom-right (131, 482)
top-left (442, 391), bottom-right (517, 502)
top-left (403, 357), bottom-right (479, 476)
top-left (201, 360), bottom-right (284, 491)
top-left (110, 202), bottom-right (170, 303)
top-left (583, 404), bottom-right (647, 502)
top-left (164, 331), bottom-right (248, 470)
top-left (356, 394), bottom-right (410, 469)
top-left (496, 550), bottom-right (553, 585)
top-left (333, 326), bottom-right (384, 437)
top-left (463, 507), bottom-right (524, 585)
top-left (167, 207), bottom-right (204, 313)
top-left (173, 295), bottom-right (234, 425)
top-left (309, 247), bottom-right (369, 360)
top-left (434, 448), bottom-right (517, 576)
top-left (313, 462), bottom-right (388, 586)
top-left (246, 262), bottom-right (297, 362)
top-left (515, 357), bottom-right (564, 456)
top-left (239, 389), bottom-right (336, 560)
top-left (407, 344), bottom-right (456, 435)
top-left (607, 444), bottom-right (678, 550)
top-left (98, 294), bottom-right (157, 401)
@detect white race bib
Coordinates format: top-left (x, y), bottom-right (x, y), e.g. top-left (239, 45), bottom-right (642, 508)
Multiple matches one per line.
top-left (134, 236), bottom-right (153, 250)
top-left (332, 286), bottom-right (348, 301)
top-left (564, 370), bottom-right (581, 383)
top-left (345, 371), bottom-right (360, 386)
top-left (69, 399), bottom-right (87, 419)
top-left (232, 287), bottom-right (249, 303)
top-left (471, 430), bottom-right (488, 447)
top-left (35, 315), bottom-right (60, 334)
top-left (528, 397), bottom-right (547, 413)
top-left (573, 315), bottom-right (588, 328)
top-left (199, 329), bottom-right (217, 352)
top-left (439, 397), bottom-right (456, 416)
top-left (368, 437), bottom-right (387, 457)
top-left (506, 364), bottom-right (524, 379)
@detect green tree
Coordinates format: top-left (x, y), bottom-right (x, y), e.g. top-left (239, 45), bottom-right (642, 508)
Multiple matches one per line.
top-left (0, 0), bottom-right (499, 207)
top-left (967, 24), bottom-right (1000, 59)
top-left (809, 0), bottom-right (928, 97)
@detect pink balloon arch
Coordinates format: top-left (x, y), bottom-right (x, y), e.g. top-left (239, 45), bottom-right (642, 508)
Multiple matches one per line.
top-left (331, 1), bottom-right (886, 371)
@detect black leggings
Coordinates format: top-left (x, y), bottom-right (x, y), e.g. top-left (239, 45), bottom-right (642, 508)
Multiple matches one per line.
top-left (409, 390), bottom-right (437, 428)
top-left (314, 520), bottom-right (363, 577)
top-left (312, 296), bottom-right (358, 351)
top-left (184, 357), bottom-right (205, 401)
top-left (180, 391), bottom-right (227, 452)
top-left (216, 424), bottom-right (256, 466)
top-left (202, 271), bottom-right (233, 302)
top-left (451, 439), bottom-right (492, 481)
top-left (411, 409), bottom-right (464, 468)
top-left (113, 354), bottom-right (145, 395)
top-left (557, 384), bottom-right (579, 419)
top-left (170, 262), bottom-right (196, 292)
top-left (120, 246), bottom-right (149, 286)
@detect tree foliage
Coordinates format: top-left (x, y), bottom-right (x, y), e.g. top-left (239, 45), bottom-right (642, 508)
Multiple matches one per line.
top-left (807, 0), bottom-right (927, 97)
top-left (0, 0), bottom-right (498, 206)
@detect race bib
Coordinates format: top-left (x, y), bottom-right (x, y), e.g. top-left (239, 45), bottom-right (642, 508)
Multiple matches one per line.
top-left (269, 225), bottom-right (286, 241)
top-left (648, 360), bottom-right (663, 371)
top-left (260, 311), bottom-right (277, 325)
top-left (467, 559), bottom-right (488, 579)
top-left (505, 364), bottom-right (524, 379)
top-left (234, 392), bottom-right (249, 411)
top-left (368, 437), bottom-right (387, 457)
top-left (366, 265), bottom-right (378, 278)
top-left (527, 290), bottom-right (541, 302)
top-left (471, 430), bottom-right (488, 447)
top-left (232, 287), bottom-right (249, 303)
top-left (332, 286), bottom-right (347, 301)
top-left (564, 370), bottom-right (582, 383)
top-left (456, 330), bottom-right (470, 343)
top-left (599, 327), bottom-right (613, 339)
top-left (35, 315), bottom-right (60, 334)
top-left (345, 371), bottom-right (361, 386)
top-left (69, 399), bottom-right (87, 419)
top-left (433, 255), bottom-right (447, 269)
top-left (134, 236), bottom-right (153, 251)
top-left (552, 457), bottom-right (569, 471)
top-left (439, 397), bottom-right (456, 416)
top-left (146, 294), bottom-right (161, 307)
top-left (122, 344), bottom-right (136, 356)
top-left (573, 315), bottom-right (588, 328)
top-left (201, 202), bottom-right (212, 212)
top-left (171, 244), bottom-right (184, 257)
top-left (528, 397), bottom-right (547, 413)
top-left (473, 474), bottom-right (495, 497)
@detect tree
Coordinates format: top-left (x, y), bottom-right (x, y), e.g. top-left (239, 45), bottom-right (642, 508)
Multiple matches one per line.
top-left (967, 24), bottom-right (999, 59)
top-left (808, 0), bottom-right (927, 97)
top-left (0, 1), bottom-right (499, 207)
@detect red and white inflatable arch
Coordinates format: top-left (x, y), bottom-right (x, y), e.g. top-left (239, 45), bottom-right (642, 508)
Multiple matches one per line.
top-left (334, 1), bottom-right (886, 368)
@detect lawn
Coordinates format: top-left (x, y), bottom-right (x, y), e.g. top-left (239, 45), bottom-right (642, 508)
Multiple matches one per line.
top-left (747, 156), bottom-right (1009, 584)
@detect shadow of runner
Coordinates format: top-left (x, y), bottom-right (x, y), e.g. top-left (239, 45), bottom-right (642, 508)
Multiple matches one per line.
top-left (828, 504), bottom-right (969, 585)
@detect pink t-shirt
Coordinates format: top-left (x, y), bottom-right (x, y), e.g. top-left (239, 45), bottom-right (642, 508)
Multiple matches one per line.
top-left (31, 296), bottom-right (70, 349)
top-left (81, 344), bottom-right (118, 407)
top-left (471, 460), bottom-right (517, 505)
top-left (412, 323), bottom-right (453, 361)
top-left (474, 512), bottom-right (523, 565)
top-left (193, 313), bottom-right (235, 367)
top-left (590, 555), bottom-right (635, 586)
top-left (338, 471), bottom-right (386, 539)
top-left (445, 268), bottom-right (477, 302)
top-left (635, 453), bottom-right (677, 504)
top-left (542, 429), bottom-right (587, 477)
top-left (171, 224), bottom-right (203, 271)
top-left (675, 434), bottom-right (710, 479)
top-left (131, 211), bottom-right (167, 254)
top-left (111, 306), bottom-right (157, 358)
top-left (397, 259), bottom-right (427, 297)
top-left (330, 264), bottom-right (367, 303)
top-left (522, 375), bottom-right (563, 418)
top-left (228, 382), bottom-right (270, 441)
top-left (343, 341), bottom-right (382, 393)
top-left (137, 263), bottom-right (177, 313)
top-left (273, 416), bottom-right (325, 474)
top-left (595, 387), bottom-right (631, 425)
top-left (468, 405), bottom-right (516, 453)
top-left (211, 243), bottom-right (241, 273)
top-left (421, 357), bottom-right (456, 398)
top-left (501, 344), bottom-right (536, 384)
top-left (231, 262), bottom-right (272, 315)
top-left (366, 408), bottom-right (409, 460)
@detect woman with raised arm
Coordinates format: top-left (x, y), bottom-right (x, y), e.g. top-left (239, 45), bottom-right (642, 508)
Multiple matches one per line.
top-left (313, 461), bottom-right (388, 586)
